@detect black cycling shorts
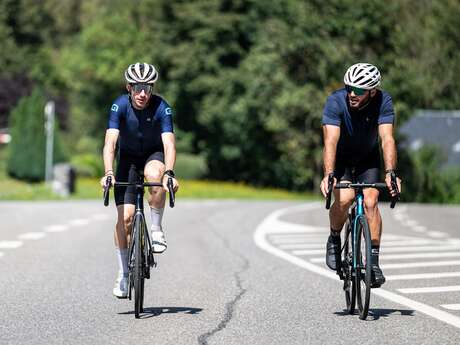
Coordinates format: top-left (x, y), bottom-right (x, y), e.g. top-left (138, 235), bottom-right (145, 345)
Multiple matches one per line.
top-left (115, 151), bottom-right (165, 206)
top-left (334, 148), bottom-right (381, 184)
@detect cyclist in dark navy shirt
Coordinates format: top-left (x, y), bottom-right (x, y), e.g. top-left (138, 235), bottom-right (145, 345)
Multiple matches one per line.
top-left (320, 63), bottom-right (401, 288)
top-left (100, 62), bottom-right (179, 298)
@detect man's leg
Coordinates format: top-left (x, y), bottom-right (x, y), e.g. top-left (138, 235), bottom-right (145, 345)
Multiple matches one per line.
top-left (113, 204), bottom-right (135, 298)
top-left (144, 158), bottom-right (167, 253)
top-left (363, 188), bottom-right (385, 287)
top-left (326, 186), bottom-right (355, 270)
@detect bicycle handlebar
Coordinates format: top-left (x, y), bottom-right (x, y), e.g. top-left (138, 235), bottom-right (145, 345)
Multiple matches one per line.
top-left (103, 177), bottom-right (176, 208)
top-left (325, 179), bottom-right (400, 209)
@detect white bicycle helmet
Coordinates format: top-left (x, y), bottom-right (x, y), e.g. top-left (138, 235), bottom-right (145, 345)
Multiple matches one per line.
top-left (343, 63), bottom-right (381, 89)
top-left (124, 62), bottom-right (158, 84)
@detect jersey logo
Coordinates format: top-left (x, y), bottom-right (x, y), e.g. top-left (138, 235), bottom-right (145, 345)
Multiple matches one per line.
top-left (111, 104), bottom-right (119, 112)
top-left (165, 107), bottom-right (172, 115)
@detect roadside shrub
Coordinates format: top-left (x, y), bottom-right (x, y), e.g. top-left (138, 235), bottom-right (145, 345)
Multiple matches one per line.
top-left (7, 88), bottom-right (67, 181)
top-left (175, 153), bottom-right (208, 180)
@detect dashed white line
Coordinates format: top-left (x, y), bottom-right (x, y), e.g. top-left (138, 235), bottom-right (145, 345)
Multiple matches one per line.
top-left (386, 272), bottom-right (460, 281)
top-left (381, 260), bottom-right (460, 269)
top-left (380, 252), bottom-right (460, 260)
top-left (18, 232), bottom-right (46, 240)
top-left (413, 226), bottom-right (427, 233)
top-left (398, 285), bottom-right (460, 294)
top-left (441, 304), bottom-right (460, 311)
top-left (0, 241), bottom-right (23, 249)
top-left (427, 231), bottom-right (449, 238)
top-left (68, 219), bottom-right (90, 226)
top-left (91, 213), bottom-right (110, 221)
top-left (279, 243), bottom-right (324, 250)
top-left (44, 225), bottom-right (69, 233)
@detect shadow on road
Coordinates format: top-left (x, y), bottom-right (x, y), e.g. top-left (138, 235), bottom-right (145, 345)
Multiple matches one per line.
top-left (119, 306), bottom-right (203, 319)
top-left (334, 308), bottom-right (415, 320)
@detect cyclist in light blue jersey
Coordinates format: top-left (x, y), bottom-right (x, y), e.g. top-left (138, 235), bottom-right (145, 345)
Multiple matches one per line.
top-left (100, 62), bottom-right (179, 298)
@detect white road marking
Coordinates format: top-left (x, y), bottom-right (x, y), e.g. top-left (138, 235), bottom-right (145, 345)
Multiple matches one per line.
top-left (291, 249), bottom-right (324, 255)
top-left (294, 244), bottom-right (460, 256)
top-left (382, 239), bottom-right (441, 247)
top-left (398, 285), bottom-right (460, 294)
top-left (44, 225), bottom-right (69, 233)
top-left (406, 220), bottom-right (419, 227)
top-left (0, 241), bottom-right (23, 249)
top-left (68, 219), bottom-right (89, 226)
top-left (254, 202), bottom-right (460, 330)
top-left (18, 232), bottom-right (46, 240)
top-left (441, 304), bottom-right (460, 311)
top-left (271, 237), bottom-right (324, 245)
top-left (279, 243), bottom-right (324, 250)
top-left (381, 260), bottom-right (460, 269)
top-left (381, 244), bottom-right (460, 253)
top-left (91, 213), bottom-right (110, 221)
top-left (427, 231), bottom-right (448, 238)
top-left (386, 272), bottom-right (460, 281)
top-left (413, 226), bottom-right (427, 233)
top-left (0, 252), bottom-right (4, 257)
top-left (380, 252), bottom-right (460, 260)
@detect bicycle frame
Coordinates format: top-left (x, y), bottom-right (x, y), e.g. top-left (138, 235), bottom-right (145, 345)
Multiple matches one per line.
top-left (352, 191), bottom-right (364, 270)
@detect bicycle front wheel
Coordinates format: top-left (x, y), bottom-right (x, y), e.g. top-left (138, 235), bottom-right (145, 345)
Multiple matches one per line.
top-left (133, 214), bottom-right (146, 318)
top-left (342, 219), bottom-right (355, 314)
top-left (355, 216), bottom-right (372, 320)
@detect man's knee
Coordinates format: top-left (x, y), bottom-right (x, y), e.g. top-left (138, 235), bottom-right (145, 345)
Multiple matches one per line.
top-left (117, 208), bottom-right (134, 231)
top-left (364, 197), bottom-right (379, 214)
top-left (145, 164), bottom-right (165, 182)
top-left (333, 197), bottom-right (353, 213)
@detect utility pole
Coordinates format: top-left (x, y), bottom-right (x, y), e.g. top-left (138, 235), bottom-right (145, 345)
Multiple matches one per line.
top-left (44, 101), bottom-right (55, 183)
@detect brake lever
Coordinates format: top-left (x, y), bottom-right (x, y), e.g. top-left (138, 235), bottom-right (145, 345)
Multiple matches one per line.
top-left (389, 172), bottom-right (400, 209)
top-left (103, 176), bottom-right (112, 207)
top-left (167, 177), bottom-right (175, 208)
top-left (325, 173), bottom-right (334, 210)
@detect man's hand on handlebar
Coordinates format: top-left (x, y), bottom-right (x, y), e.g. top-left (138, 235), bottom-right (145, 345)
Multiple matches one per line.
top-left (162, 174), bottom-right (179, 193)
top-left (320, 173), bottom-right (336, 198)
top-left (100, 173), bottom-right (115, 188)
top-left (384, 171), bottom-right (401, 197)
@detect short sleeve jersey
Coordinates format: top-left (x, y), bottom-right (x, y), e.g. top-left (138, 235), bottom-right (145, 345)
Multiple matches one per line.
top-left (107, 94), bottom-right (173, 156)
top-left (322, 88), bottom-right (395, 161)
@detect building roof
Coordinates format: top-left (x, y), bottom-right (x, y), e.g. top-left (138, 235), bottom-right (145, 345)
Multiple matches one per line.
top-left (399, 110), bottom-right (460, 167)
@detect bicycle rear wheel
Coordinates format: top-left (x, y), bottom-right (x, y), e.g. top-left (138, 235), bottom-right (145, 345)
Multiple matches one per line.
top-left (355, 216), bottom-right (372, 320)
top-left (342, 219), bottom-right (355, 314)
top-left (133, 214), bottom-right (146, 318)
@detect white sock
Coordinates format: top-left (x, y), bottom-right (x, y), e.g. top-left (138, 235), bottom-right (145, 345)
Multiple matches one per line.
top-left (150, 207), bottom-right (164, 231)
top-left (116, 247), bottom-right (129, 277)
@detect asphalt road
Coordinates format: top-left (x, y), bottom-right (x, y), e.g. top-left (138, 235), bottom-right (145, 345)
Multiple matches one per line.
top-left (1, 200), bottom-right (459, 344)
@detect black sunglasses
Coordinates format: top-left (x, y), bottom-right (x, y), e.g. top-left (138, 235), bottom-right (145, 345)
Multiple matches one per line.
top-left (345, 85), bottom-right (367, 96)
top-left (131, 83), bottom-right (153, 94)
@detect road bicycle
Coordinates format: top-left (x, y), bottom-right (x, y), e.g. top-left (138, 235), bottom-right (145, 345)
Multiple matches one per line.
top-left (103, 166), bottom-right (175, 318)
top-left (325, 172), bottom-right (399, 320)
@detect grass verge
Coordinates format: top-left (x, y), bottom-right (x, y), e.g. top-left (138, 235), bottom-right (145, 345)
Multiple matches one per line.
top-left (0, 177), bottom-right (318, 201)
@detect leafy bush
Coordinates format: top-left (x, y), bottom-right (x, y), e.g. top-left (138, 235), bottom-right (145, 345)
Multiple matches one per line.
top-left (71, 153), bottom-right (104, 178)
top-left (175, 153), bottom-right (208, 180)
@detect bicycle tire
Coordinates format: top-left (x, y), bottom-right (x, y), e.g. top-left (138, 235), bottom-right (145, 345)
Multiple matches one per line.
top-left (133, 214), bottom-right (146, 318)
top-left (342, 219), bottom-right (356, 314)
top-left (355, 216), bottom-right (372, 320)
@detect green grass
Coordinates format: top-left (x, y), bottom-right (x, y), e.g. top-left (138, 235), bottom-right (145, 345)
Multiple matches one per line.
top-left (0, 147), bottom-right (317, 200)
top-left (0, 177), bottom-right (317, 201)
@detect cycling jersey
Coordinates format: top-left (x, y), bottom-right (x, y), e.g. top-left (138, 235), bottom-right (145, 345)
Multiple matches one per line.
top-left (322, 88), bottom-right (394, 163)
top-left (108, 94), bottom-right (174, 156)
